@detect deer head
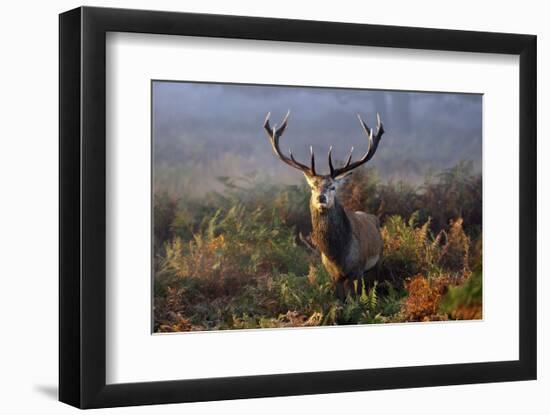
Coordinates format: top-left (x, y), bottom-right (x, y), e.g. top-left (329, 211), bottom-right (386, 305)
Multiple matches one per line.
top-left (263, 111), bottom-right (384, 211)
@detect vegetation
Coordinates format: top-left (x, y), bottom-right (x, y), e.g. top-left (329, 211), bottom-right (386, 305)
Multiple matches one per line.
top-left (153, 162), bottom-right (482, 332)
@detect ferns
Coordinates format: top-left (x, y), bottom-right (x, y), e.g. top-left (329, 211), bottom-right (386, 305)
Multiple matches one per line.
top-left (153, 163), bottom-right (483, 332)
top-left (381, 211), bottom-right (471, 283)
top-left (360, 281), bottom-right (378, 311)
top-left (440, 262), bottom-right (482, 320)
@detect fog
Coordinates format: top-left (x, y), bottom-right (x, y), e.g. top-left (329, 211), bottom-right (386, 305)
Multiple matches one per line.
top-left (153, 81), bottom-right (482, 195)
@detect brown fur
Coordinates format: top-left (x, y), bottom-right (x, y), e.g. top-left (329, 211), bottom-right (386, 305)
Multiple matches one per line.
top-left (311, 197), bottom-right (383, 301)
top-left (350, 211), bottom-right (383, 267)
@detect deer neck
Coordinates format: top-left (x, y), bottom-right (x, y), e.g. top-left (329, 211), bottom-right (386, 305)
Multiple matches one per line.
top-left (310, 198), bottom-right (352, 262)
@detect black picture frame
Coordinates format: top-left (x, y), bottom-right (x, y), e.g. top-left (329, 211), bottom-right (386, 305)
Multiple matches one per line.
top-left (59, 6), bottom-right (537, 409)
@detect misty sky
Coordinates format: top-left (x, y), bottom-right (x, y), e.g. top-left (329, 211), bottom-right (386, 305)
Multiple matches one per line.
top-left (152, 81), bottom-right (482, 195)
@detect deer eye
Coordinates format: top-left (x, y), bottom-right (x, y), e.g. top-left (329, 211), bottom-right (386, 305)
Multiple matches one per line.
top-left (329, 186), bottom-right (336, 191)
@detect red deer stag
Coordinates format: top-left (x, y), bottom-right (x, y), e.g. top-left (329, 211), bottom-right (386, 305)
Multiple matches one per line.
top-left (263, 111), bottom-right (385, 301)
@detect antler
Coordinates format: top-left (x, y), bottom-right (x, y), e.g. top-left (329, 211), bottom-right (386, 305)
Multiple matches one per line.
top-left (328, 113), bottom-right (384, 178)
top-left (263, 111), bottom-right (317, 176)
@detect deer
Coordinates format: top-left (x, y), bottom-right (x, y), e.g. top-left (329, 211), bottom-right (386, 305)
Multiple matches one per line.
top-left (263, 111), bottom-right (385, 302)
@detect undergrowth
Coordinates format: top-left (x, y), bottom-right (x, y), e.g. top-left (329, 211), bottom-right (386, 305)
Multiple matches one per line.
top-left (153, 162), bottom-right (482, 332)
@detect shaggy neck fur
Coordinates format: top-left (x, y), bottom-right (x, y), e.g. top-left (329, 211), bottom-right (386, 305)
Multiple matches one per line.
top-left (310, 198), bottom-right (352, 262)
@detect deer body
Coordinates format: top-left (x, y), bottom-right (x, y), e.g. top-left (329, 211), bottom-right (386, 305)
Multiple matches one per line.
top-left (313, 201), bottom-right (382, 279)
top-left (308, 179), bottom-right (383, 299)
top-left (263, 111), bottom-right (385, 301)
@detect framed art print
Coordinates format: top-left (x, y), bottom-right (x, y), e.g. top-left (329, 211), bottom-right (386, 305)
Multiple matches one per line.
top-left (59, 6), bottom-right (537, 408)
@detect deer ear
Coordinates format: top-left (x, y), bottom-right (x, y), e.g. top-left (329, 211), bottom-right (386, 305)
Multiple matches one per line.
top-left (335, 171), bottom-right (353, 183)
top-left (303, 173), bottom-right (316, 187)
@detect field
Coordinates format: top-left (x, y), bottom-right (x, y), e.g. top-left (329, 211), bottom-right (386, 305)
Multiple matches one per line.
top-left (153, 160), bottom-right (482, 332)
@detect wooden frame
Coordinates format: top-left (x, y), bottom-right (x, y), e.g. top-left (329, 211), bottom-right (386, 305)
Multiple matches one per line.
top-left (59, 6), bottom-right (537, 409)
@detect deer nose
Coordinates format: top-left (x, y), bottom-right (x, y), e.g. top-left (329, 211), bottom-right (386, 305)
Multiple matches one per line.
top-left (318, 194), bottom-right (327, 204)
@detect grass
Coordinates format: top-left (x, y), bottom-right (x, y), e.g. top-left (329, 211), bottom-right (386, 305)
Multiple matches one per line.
top-left (153, 162), bottom-right (482, 332)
